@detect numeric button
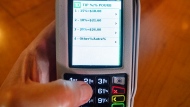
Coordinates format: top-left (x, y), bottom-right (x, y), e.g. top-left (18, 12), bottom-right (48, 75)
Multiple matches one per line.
top-left (82, 76), bottom-right (95, 85)
top-left (82, 96), bottom-right (95, 106)
top-left (96, 96), bottom-right (109, 105)
top-left (96, 76), bottom-right (109, 85)
top-left (96, 87), bottom-right (109, 95)
top-left (64, 74), bottom-right (82, 81)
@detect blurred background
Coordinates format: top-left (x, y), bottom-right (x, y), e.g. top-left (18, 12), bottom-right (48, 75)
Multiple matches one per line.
top-left (0, 0), bottom-right (190, 107)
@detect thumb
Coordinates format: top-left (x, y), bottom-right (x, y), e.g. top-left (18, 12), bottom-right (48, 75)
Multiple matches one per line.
top-left (50, 80), bottom-right (93, 107)
top-left (44, 79), bottom-right (93, 107)
top-left (0, 79), bottom-right (93, 107)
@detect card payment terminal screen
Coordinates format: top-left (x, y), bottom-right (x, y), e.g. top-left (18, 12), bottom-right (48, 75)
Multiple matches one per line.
top-left (70, 0), bottom-right (122, 67)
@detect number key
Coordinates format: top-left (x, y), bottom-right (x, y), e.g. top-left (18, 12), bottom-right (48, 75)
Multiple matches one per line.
top-left (96, 96), bottom-right (109, 105)
top-left (82, 76), bottom-right (95, 85)
top-left (96, 87), bottom-right (109, 95)
top-left (96, 76), bottom-right (109, 85)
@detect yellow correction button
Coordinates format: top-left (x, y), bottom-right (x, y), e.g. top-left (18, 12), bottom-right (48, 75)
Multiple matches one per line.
top-left (112, 95), bottom-right (125, 103)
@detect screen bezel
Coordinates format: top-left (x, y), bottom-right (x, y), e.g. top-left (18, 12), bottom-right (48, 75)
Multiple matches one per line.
top-left (68, 0), bottom-right (124, 68)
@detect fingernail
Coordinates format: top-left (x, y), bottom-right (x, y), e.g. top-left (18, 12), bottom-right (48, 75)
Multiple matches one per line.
top-left (79, 83), bottom-right (93, 103)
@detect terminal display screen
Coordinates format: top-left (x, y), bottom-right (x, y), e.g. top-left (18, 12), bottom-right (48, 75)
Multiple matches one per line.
top-left (69, 0), bottom-right (123, 67)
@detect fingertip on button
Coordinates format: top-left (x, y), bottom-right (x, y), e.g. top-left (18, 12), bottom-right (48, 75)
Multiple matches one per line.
top-left (78, 82), bottom-right (93, 104)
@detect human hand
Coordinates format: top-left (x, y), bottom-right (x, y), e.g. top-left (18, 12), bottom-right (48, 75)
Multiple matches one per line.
top-left (0, 21), bottom-right (92, 107)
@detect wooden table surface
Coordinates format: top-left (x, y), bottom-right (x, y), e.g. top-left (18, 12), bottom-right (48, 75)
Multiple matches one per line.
top-left (0, 0), bottom-right (190, 107)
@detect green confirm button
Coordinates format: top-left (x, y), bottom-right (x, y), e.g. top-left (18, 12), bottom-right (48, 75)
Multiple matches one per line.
top-left (111, 103), bottom-right (125, 107)
top-left (112, 95), bottom-right (125, 102)
top-left (74, 2), bottom-right (81, 8)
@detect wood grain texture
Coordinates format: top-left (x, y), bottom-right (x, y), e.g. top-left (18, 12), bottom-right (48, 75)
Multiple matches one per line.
top-left (0, 0), bottom-right (55, 85)
top-left (0, 0), bottom-right (47, 17)
top-left (0, 6), bottom-right (31, 85)
top-left (135, 0), bottom-right (190, 107)
top-left (0, 0), bottom-right (190, 106)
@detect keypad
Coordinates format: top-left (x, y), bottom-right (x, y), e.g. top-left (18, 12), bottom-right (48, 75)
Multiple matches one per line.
top-left (64, 73), bottom-right (127, 107)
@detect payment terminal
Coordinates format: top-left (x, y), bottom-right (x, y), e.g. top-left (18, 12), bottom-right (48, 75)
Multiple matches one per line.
top-left (56, 0), bottom-right (140, 107)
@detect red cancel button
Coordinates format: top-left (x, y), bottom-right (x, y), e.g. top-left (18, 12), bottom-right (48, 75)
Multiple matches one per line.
top-left (112, 86), bottom-right (125, 94)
